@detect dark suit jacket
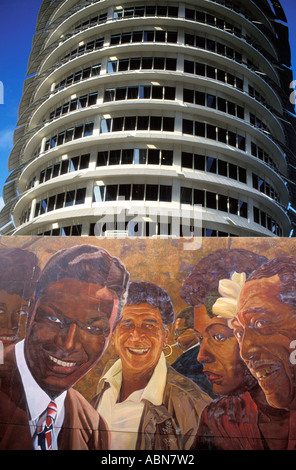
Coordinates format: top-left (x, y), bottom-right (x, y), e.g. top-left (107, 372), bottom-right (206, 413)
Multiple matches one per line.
top-left (0, 345), bottom-right (109, 450)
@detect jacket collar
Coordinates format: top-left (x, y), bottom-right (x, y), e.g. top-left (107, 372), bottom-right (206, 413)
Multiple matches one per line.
top-left (99, 353), bottom-right (168, 406)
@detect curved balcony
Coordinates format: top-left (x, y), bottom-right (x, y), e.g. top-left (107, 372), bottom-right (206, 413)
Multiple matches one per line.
top-left (1, 0), bottom-right (294, 238)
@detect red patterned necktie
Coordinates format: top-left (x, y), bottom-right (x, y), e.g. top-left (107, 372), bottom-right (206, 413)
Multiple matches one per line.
top-left (37, 401), bottom-right (57, 450)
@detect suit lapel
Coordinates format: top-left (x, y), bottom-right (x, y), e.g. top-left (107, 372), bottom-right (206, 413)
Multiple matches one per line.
top-left (0, 345), bottom-right (33, 449)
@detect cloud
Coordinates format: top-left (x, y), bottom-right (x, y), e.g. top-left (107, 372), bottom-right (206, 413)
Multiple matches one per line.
top-left (0, 128), bottom-right (13, 150)
top-left (0, 197), bottom-right (4, 211)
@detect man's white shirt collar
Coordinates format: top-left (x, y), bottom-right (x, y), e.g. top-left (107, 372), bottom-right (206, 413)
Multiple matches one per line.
top-left (101, 352), bottom-right (168, 406)
top-left (15, 340), bottom-right (66, 436)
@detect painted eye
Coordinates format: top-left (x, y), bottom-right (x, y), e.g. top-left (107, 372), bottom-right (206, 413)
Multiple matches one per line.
top-left (254, 319), bottom-right (267, 329)
top-left (16, 309), bottom-right (28, 316)
top-left (46, 315), bottom-right (62, 324)
top-left (85, 325), bottom-right (109, 336)
top-left (143, 323), bottom-right (155, 330)
top-left (213, 333), bottom-right (227, 342)
top-left (234, 330), bottom-right (243, 341)
top-left (121, 322), bottom-right (134, 330)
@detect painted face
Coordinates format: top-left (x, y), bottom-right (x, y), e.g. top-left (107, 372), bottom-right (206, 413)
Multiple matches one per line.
top-left (173, 317), bottom-right (198, 351)
top-left (194, 305), bottom-right (256, 395)
top-left (233, 275), bottom-right (296, 410)
top-left (25, 278), bottom-right (118, 398)
top-left (0, 290), bottom-right (29, 345)
top-left (113, 303), bottom-right (170, 375)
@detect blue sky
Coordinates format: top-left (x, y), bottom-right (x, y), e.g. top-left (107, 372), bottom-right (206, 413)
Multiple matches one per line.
top-left (0, 0), bottom-right (295, 212)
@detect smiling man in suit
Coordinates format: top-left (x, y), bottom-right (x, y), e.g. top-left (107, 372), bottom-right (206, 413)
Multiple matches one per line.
top-left (0, 244), bottom-right (129, 450)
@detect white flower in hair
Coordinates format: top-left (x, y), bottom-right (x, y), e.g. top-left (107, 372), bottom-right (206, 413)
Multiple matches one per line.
top-left (212, 272), bottom-right (246, 328)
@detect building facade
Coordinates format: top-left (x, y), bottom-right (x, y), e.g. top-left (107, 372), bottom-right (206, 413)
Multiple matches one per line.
top-left (1, 0), bottom-right (296, 237)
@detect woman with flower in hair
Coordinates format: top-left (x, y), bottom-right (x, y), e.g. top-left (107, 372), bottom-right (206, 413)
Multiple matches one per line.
top-left (182, 249), bottom-right (292, 450)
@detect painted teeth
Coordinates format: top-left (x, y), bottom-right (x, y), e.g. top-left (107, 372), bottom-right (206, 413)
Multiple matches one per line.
top-left (0, 336), bottom-right (17, 341)
top-left (128, 348), bottom-right (149, 355)
top-left (255, 366), bottom-right (279, 380)
top-left (49, 354), bottom-right (77, 367)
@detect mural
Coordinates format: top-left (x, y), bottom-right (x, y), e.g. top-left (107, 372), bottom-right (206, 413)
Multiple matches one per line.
top-left (0, 235), bottom-right (296, 451)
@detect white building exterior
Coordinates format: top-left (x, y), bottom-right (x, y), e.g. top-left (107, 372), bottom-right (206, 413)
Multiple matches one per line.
top-left (1, 0), bottom-right (296, 237)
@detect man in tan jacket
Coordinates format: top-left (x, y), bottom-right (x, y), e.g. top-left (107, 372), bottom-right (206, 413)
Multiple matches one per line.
top-left (91, 281), bottom-right (211, 450)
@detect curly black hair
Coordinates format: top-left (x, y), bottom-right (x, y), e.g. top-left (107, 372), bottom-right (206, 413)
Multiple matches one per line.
top-left (181, 249), bottom-right (268, 310)
top-left (125, 281), bottom-right (175, 325)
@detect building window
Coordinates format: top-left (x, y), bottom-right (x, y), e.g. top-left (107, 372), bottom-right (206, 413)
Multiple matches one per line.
top-left (250, 113), bottom-right (270, 134)
top-left (183, 58), bottom-right (270, 108)
top-left (38, 154), bottom-right (90, 185)
top-left (93, 184), bottom-right (172, 203)
top-left (184, 33), bottom-right (245, 65)
top-left (185, 7), bottom-right (242, 38)
top-left (253, 206), bottom-right (282, 235)
top-left (180, 186), bottom-right (248, 218)
top-left (183, 88), bottom-right (245, 119)
top-left (54, 65), bottom-right (101, 93)
top-left (74, 12), bottom-right (107, 31)
top-left (63, 38), bottom-right (104, 61)
top-left (49, 93), bottom-right (98, 121)
top-left (182, 119), bottom-right (245, 150)
top-left (100, 118), bottom-right (111, 133)
top-left (34, 187), bottom-right (87, 217)
top-left (184, 59), bottom-right (245, 92)
top-left (248, 85), bottom-right (266, 106)
top-left (97, 148), bottom-right (173, 166)
top-left (45, 123), bottom-right (93, 151)
top-left (104, 85), bottom-right (176, 102)
top-left (100, 116), bottom-right (174, 133)
top-left (107, 56), bottom-right (176, 73)
top-left (93, 186), bottom-right (105, 203)
top-left (160, 185), bottom-right (172, 202)
top-left (63, 225), bottom-right (82, 236)
top-left (251, 142), bottom-right (277, 170)
top-left (180, 187), bottom-right (192, 205)
top-left (110, 30), bottom-right (177, 46)
top-left (252, 173), bottom-right (279, 202)
top-left (89, 222), bottom-right (238, 238)
top-left (84, 122), bottom-right (94, 136)
top-left (114, 6), bottom-right (179, 20)
top-left (119, 184), bottom-right (131, 200)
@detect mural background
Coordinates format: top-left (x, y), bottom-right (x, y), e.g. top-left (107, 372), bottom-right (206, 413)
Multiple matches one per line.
top-left (1, 235), bottom-right (295, 401)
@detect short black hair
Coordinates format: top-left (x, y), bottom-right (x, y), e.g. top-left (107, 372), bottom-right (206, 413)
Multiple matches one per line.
top-left (176, 307), bottom-right (194, 329)
top-left (0, 246), bottom-right (40, 300)
top-left (34, 245), bottom-right (130, 318)
top-left (125, 281), bottom-right (175, 325)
